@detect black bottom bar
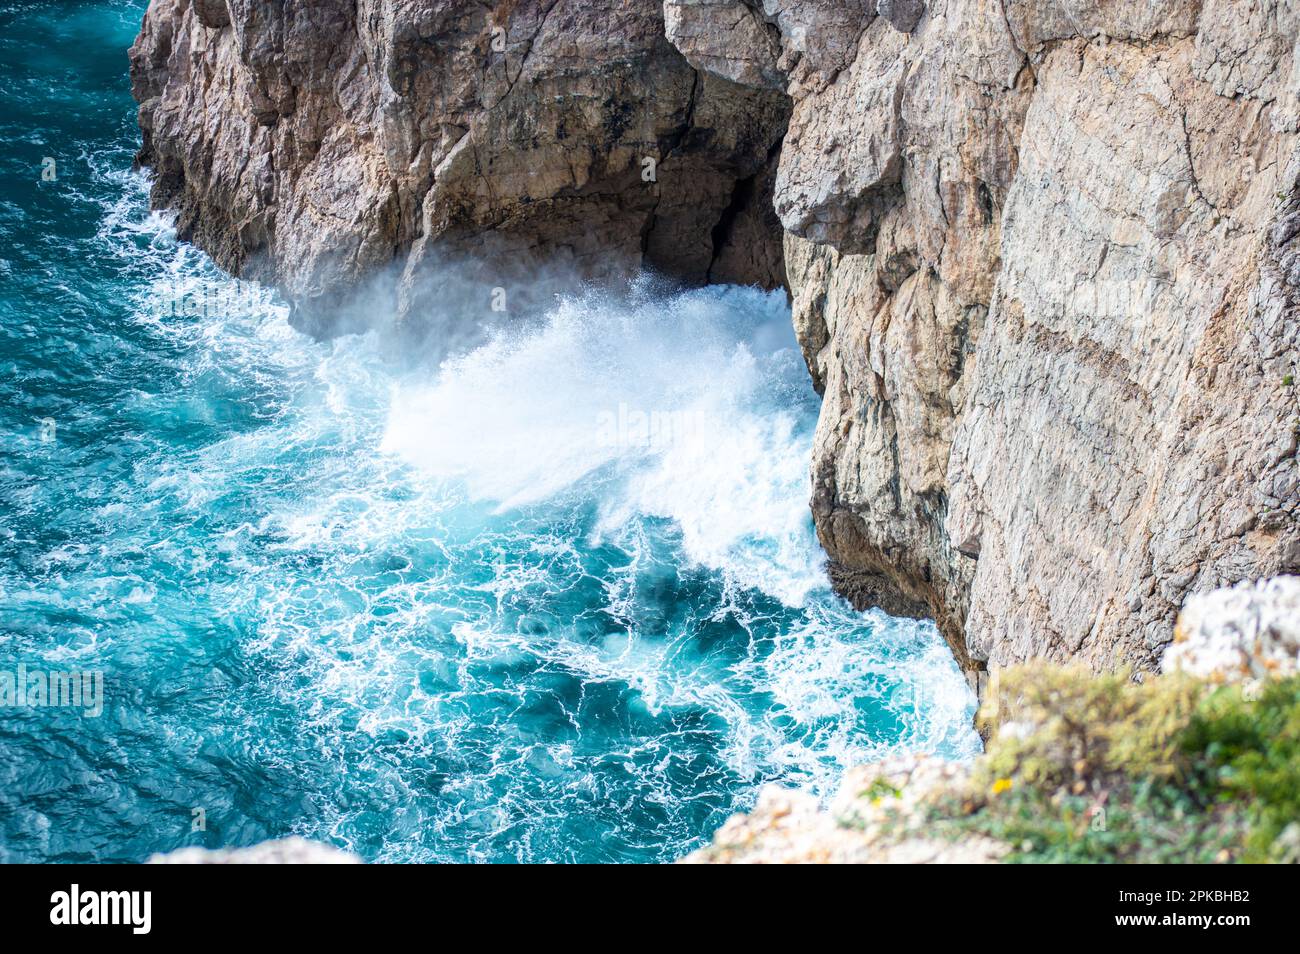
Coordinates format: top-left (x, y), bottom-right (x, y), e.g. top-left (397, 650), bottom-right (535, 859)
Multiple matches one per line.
top-left (0, 862), bottom-right (1283, 941)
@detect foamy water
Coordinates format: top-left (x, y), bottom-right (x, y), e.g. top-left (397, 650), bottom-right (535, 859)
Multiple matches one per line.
top-left (0, 0), bottom-right (978, 863)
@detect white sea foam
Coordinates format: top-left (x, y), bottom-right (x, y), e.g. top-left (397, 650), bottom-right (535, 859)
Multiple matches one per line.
top-left (175, 277), bottom-right (980, 789)
top-left (71, 189), bottom-right (979, 859)
top-left (383, 284), bottom-right (827, 606)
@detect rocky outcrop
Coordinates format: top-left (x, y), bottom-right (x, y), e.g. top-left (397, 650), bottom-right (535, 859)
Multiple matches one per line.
top-left (147, 837), bottom-right (360, 863)
top-left (681, 753), bottom-right (1010, 863)
top-left (130, 0), bottom-right (789, 332)
top-left (1165, 574), bottom-right (1300, 680)
top-left (132, 1), bottom-right (1300, 678)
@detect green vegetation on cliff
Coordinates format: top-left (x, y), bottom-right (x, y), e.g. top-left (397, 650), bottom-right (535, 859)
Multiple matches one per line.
top-left (926, 665), bottom-right (1300, 863)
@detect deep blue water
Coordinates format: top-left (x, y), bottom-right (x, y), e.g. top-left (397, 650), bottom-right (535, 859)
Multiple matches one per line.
top-left (0, 0), bottom-right (978, 863)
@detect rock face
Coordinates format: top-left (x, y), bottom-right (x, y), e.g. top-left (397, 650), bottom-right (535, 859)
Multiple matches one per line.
top-left (130, 0), bottom-right (789, 331)
top-left (663, 0), bottom-right (1300, 676)
top-left (132, 1), bottom-right (1300, 677)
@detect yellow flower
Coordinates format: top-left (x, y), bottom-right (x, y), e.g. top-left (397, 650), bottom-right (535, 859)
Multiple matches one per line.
top-left (991, 778), bottom-right (1013, 796)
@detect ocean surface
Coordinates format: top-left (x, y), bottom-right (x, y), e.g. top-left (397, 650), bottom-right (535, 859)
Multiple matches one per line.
top-left (0, 0), bottom-right (978, 863)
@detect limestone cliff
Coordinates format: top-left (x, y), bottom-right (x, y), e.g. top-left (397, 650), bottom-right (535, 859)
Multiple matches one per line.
top-left (130, 0), bottom-right (789, 331)
top-left (131, 1), bottom-right (1300, 678)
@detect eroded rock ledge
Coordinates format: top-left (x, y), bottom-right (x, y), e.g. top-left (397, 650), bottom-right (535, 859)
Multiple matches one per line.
top-left (130, 0), bottom-right (790, 330)
top-left (132, 1), bottom-right (1300, 677)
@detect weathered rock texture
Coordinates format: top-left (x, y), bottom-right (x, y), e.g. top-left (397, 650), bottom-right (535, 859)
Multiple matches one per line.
top-left (681, 753), bottom-right (1010, 863)
top-left (130, 0), bottom-right (790, 329)
top-left (665, 0), bottom-right (1300, 677)
top-left (133, 1), bottom-right (1300, 677)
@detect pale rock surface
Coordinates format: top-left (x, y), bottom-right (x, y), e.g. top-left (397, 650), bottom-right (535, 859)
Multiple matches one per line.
top-left (682, 753), bottom-right (1008, 864)
top-left (663, 0), bottom-right (784, 88)
top-left (147, 837), bottom-right (361, 864)
top-left (1164, 574), bottom-right (1300, 680)
top-left (877, 0), bottom-right (926, 35)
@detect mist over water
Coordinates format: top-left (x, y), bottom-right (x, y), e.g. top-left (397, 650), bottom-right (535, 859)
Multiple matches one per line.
top-left (0, 0), bottom-right (978, 862)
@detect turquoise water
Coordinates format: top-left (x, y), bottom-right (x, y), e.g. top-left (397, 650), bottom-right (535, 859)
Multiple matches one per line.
top-left (0, 1), bottom-right (978, 863)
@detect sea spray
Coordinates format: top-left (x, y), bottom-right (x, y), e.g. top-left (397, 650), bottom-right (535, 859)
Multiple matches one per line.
top-left (381, 282), bottom-right (825, 602)
top-left (0, 3), bottom-right (978, 863)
